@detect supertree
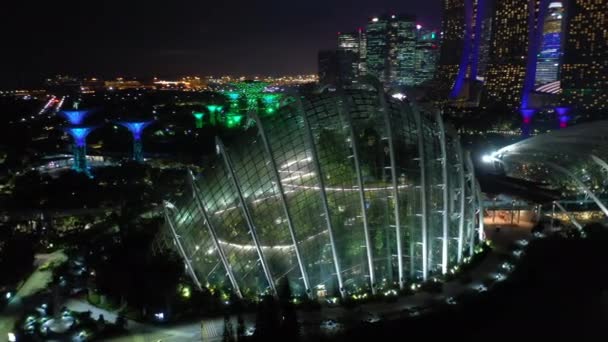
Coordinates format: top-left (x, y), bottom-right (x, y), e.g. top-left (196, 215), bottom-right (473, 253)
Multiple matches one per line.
top-left (65, 127), bottom-right (94, 174)
top-left (192, 112), bottom-right (205, 129)
top-left (119, 121), bottom-right (153, 162)
top-left (205, 105), bottom-right (224, 126)
top-left (262, 93), bottom-right (281, 115)
top-left (555, 106), bottom-right (571, 129)
top-left (222, 81), bottom-right (269, 112)
top-left (520, 108), bottom-right (536, 137)
top-left (61, 110), bottom-right (90, 125)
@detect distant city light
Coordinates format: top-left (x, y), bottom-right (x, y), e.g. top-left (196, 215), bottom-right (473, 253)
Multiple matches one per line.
top-left (372, 17), bottom-right (379, 22)
top-left (416, 24), bottom-right (422, 30)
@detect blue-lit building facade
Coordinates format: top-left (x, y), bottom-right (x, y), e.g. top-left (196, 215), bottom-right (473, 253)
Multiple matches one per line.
top-left (535, 2), bottom-right (565, 87)
top-left (153, 86), bottom-right (484, 299)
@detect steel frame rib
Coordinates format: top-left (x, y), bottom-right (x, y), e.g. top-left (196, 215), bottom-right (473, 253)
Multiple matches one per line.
top-left (291, 93), bottom-right (345, 298)
top-left (251, 112), bottom-right (312, 298)
top-left (189, 170), bottom-right (243, 298)
top-left (338, 94), bottom-right (376, 295)
top-left (465, 151), bottom-right (478, 254)
top-left (546, 161), bottom-right (608, 218)
top-left (553, 201), bottom-right (583, 230)
top-left (412, 105), bottom-right (429, 281)
top-left (379, 90), bottom-right (405, 289)
top-left (215, 137), bottom-right (278, 297)
top-left (163, 201), bottom-right (203, 291)
top-left (454, 137), bottom-right (466, 263)
top-left (591, 155), bottom-right (608, 174)
top-left (476, 182), bottom-right (484, 241)
top-left (435, 110), bottom-right (450, 275)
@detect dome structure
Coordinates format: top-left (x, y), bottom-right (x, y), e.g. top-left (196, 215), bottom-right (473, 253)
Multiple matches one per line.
top-left (154, 86), bottom-right (483, 299)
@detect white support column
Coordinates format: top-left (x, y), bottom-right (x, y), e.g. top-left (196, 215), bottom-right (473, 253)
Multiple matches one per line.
top-left (338, 95), bottom-right (376, 294)
top-left (379, 90), bottom-right (405, 289)
top-left (434, 111), bottom-right (450, 275)
top-left (546, 161), bottom-right (608, 218)
top-left (413, 107), bottom-right (428, 281)
top-left (215, 137), bottom-right (278, 298)
top-left (476, 183), bottom-right (485, 241)
top-left (189, 171), bottom-right (243, 299)
top-left (251, 112), bottom-right (312, 298)
top-left (291, 94), bottom-right (346, 298)
top-left (553, 201), bottom-right (583, 230)
top-left (454, 138), bottom-right (466, 263)
top-left (465, 151), bottom-right (478, 253)
top-left (163, 201), bottom-right (203, 291)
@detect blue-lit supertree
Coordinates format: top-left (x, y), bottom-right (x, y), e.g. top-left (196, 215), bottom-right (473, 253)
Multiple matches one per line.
top-left (61, 110), bottom-right (90, 125)
top-left (65, 127), bottom-right (94, 174)
top-left (119, 121), bottom-right (153, 163)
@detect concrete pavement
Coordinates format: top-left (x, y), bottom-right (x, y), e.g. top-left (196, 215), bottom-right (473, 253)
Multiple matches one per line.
top-left (0, 250), bottom-right (67, 341)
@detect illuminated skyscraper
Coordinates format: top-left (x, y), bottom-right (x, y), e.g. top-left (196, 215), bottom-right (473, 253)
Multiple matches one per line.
top-left (476, 17), bottom-right (493, 81)
top-left (435, 0), bottom-right (488, 101)
top-left (435, 0), bottom-right (467, 97)
top-left (484, 0), bottom-right (537, 108)
top-left (413, 28), bottom-right (440, 85)
top-left (366, 17), bottom-right (389, 83)
top-left (535, 2), bottom-right (565, 86)
top-left (561, 0), bottom-right (608, 113)
top-left (365, 15), bottom-right (417, 86)
top-left (337, 30), bottom-right (366, 79)
top-left (318, 50), bottom-right (358, 85)
top-left (392, 15), bottom-right (417, 86)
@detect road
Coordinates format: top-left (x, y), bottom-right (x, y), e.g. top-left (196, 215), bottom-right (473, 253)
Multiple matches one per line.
top-left (0, 250), bottom-right (67, 341)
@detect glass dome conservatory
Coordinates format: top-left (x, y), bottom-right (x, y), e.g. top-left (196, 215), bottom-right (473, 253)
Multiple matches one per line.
top-left (154, 85), bottom-right (483, 299)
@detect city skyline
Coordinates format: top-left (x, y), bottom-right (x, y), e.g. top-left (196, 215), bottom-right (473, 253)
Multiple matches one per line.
top-left (0, 0), bottom-right (440, 88)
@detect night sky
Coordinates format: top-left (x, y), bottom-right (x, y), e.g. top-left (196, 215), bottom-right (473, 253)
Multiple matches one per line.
top-left (1, 0), bottom-right (441, 88)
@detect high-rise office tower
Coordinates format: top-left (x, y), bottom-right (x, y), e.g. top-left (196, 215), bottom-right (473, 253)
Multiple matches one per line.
top-left (435, 0), bottom-right (488, 101)
top-left (535, 2), bottom-right (565, 86)
top-left (476, 16), bottom-right (493, 81)
top-left (366, 16), bottom-right (389, 83)
top-left (561, 0), bottom-right (608, 113)
top-left (435, 0), bottom-right (467, 97)
top-left (338, 30), bottom-right (367, 81)
top-left (394, 15), bottom-right (417, 86)
top-left (414, 28), bottom-right (440, 85)
top-left (365, 15), bottom-right (417, 86)
top-left (318, 50), bottom-right (358, 86)
top-left (484, 0), bottom-right (534, 108)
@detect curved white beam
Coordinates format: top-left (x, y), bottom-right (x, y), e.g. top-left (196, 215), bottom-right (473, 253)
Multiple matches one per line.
top-left (545, 161), bottom-right (608, 218)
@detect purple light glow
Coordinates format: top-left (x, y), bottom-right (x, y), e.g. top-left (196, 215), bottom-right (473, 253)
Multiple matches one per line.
top-left (120, 121), bottom-right (152, 141)
top-left (555, 106), bottom-right (570, 116)
top-left (520, 108), bottom-right (536, 124)
top-left (66, 127), bottom-right (94, 146)
top-left (61, 110), bottom-right (90, 125)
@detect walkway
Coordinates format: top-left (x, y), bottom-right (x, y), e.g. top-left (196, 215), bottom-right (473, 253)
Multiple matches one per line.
top-left (0, 250), bottom-right (67, 341)
top-left (103, 225), bottom-right (530, 341)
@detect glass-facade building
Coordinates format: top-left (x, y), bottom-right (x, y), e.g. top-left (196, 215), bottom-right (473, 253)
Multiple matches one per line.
top-left (154, 87), bottom-right (483, 299)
